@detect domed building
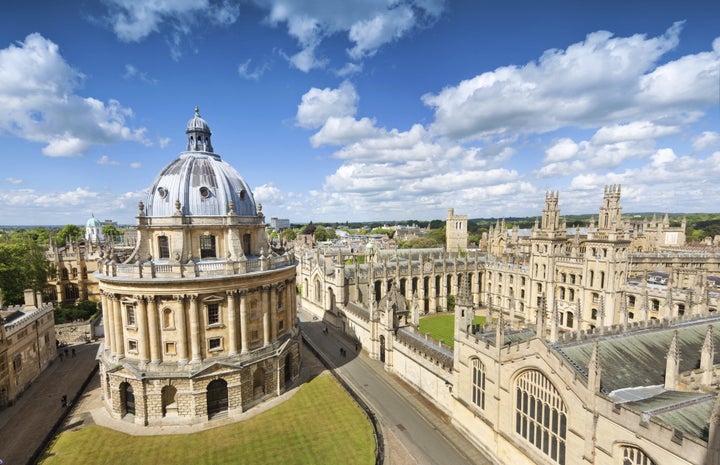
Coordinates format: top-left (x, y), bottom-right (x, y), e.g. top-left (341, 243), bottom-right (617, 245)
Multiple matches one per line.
top-left (96, 108), bottom-right (300, 425)
top-left (85, 214), bottom-right (104, 243)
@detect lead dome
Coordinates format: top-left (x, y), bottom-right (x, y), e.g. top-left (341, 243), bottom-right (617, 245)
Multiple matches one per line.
top-left (145, 107), bottom-right (257, 218)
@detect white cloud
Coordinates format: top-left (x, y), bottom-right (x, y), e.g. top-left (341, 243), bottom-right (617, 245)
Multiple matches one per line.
top-left (310, 116), bottom-right (377, 147)
top-left (123, 64), bottom-right (158, 84)
top-left (296, 81), bottom-right (358, 129)
top-left (422, 22), bottom-right (720, 141)
top-left (693, 131), bottom-right (720, 152)
top-left (130, 162), bottom-right (142, 169)
top-left (0, 34), bottom-right (149, 157)
top-left (544, 138), bottom-right (579, 163)
top-left (5, 177), bottom-right (22, 185)
top-left (335, 62), bottom-right (363, 77)
top-left (97, 155), bottom-right (120, 166)
top-left (158, 137), bottom-right (171, 148)
top-left (262, 0), bottom-right (444, 71)
top-left (238, 59), bottom-right (271, 80)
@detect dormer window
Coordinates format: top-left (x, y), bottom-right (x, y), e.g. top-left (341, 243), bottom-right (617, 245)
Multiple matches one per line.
top-left (199, 186), bottom-right (210, 199)
top-left (157, 187), bottom-right (168, 199)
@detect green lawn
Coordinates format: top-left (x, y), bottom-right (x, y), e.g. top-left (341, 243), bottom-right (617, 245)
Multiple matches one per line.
top-left (40, 375), bottom-right (375, 465)
top-left (418, 313), bottom-right (487, 348)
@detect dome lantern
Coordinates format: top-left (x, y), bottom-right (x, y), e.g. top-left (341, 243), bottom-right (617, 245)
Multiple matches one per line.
top-left (186, 106), bottom-right (213, 153)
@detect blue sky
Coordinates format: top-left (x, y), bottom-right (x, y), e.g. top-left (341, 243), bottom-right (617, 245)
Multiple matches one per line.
top-left (1, 0), bottom-right (719, 226)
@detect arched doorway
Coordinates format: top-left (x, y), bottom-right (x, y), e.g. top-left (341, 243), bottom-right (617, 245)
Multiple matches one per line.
top-left (161, 385), bottom-right (177, 417)
top-left (206, 379), bottom-right (228, 419)
top-left (120, 382), bottom-right (135, 417)
top-left (379, 335), bottom-right (386, 363)
top-left (253, 368), bottom-right (265, 399)
top-left (566, 311), bottom-right (574, 329)
top-left (284, 355), bottom-right (292, 387)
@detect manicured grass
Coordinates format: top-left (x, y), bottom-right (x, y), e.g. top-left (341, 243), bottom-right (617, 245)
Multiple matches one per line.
top-left (418, 313), bottom-right (487, 348)
top-left (40, 375), bottom-right (375, 465)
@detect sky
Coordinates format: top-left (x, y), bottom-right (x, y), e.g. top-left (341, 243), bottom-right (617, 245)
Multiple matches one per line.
top-left (1, 0), bottom-right (719, 226)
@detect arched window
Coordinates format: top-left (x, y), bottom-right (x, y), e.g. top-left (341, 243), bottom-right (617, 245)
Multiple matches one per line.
top-left (620, 445), bottom-right (656, 465)
top-left (472, 358), bottom-right (486, 410)
top-left (515, 370), bottom-right (567, 464)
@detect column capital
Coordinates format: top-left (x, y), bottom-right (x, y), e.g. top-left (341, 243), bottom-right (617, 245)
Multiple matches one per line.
top-left (226, 289), bottom-right (237, 297)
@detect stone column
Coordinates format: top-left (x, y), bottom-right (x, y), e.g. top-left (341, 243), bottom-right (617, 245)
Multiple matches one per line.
top-left (176, 295), bottom-right (188, 363)
top-left (262, 285), bottom-right (271, 346)
top-left (136, 296), bottom-right (150, 363)
top-left (227, 290), bottom-right (238, 355)
top-left (239, 291), bottom-right (249, 353)
top-left (270, 285), bottom-right (278, 340)
top-left (189, 294), bottom-right (201, 362)
top-left (101, 292), bottom-right (113, 355)
top-left (147, 296), bottom-right (161, 363)
top-left (112, 295), bottom-right (124, 358)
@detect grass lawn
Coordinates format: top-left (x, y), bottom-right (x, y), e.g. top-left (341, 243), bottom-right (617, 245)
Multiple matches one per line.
top-left (418, 313), bottom-right (487, 348)
top-left (39, 375), bottom-right (375, 465)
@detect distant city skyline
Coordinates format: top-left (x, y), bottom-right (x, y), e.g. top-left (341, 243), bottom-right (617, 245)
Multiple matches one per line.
top-left (1, 0), bottom-right (719, 226)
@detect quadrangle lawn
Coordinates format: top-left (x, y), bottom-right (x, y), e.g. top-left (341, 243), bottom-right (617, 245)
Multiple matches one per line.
top-left (418, 313), bottom-right (487, 348)
top-left (39, 374), bottom-right (375, 465)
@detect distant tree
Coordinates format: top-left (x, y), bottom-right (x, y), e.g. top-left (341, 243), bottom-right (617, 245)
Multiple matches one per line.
top-left (429, 219), bottom-right (444, 229)
top-left (102, 225), bottom-right (121, 239)
top-left (55, 224), bottom-right (82, 247)
top-left (315, 225), bottom-right (336, 242)
top-left (398, 237), bottom-right (440, 249)
top-left (302, 222), bottom-right (316, 235)
top-left (369, 228), bottom-right (394, 238)
top-left (427, 227), bottom-right (446, 245)
top-left (281, 228), bottom-right (297, 242)
top-left (0, 239), bottom-right (52, 305)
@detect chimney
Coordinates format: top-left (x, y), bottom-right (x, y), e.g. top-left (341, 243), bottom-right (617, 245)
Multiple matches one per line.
top-left (24, 288), bottom-right (38, 310)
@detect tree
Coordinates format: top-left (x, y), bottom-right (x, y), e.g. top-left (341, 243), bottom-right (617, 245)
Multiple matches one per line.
top-left (0, 239), bottom-right (52, 305)
top-left (102, 225), bottom-right (121, 240)
top-left (398, 237), bottom-right (440, 249)
top-left (281, 228), bottom-right (297, 242)
top-left (55, 224), bottom-right (82, 247)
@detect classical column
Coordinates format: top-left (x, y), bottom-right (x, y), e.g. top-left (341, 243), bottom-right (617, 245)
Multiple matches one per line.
top-left (239, 290), bottom-right (249, 353)
top-left (112, 295), bottom-right (125, 358)
top-left (101, 292), bottom-right (113, 355)
top-left (176, 295), bottom-right (188, 363)
top-left (147, 296), bottom-right (161, 363)
top-left (270, 285), bottom-right (278, 340)
top-left (189, 294), bottom-right (201, 362)
top-left (227, 290), bottom-right (238, 355)
top-left (136, 296), bottom-right (150, 363)
top-left (262, 285), bottom-right (271, 346)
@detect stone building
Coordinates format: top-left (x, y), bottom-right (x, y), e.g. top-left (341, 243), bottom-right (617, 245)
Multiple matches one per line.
top-left (446, 208), bottom-right (468, 254)
top-left (96, 108), bottom-right (300, 426)
top-left (45, 236), bottom-right (102, 305)
top-left (0, 289), bottom-right (56, 408)
top-left (299, 185), bottom-right (720, 465)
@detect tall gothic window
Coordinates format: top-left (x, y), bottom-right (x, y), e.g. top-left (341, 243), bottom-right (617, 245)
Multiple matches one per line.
top-left (515, 370), bottom-right (567, 465)
top-left (200, 235), bottom-right (216, 258)
top-left (158, 236), bottom-right (170, 259)
top-left (621, 446), bottom-right (656, 465)
top-left (471, 358), bottom-right (486, 410)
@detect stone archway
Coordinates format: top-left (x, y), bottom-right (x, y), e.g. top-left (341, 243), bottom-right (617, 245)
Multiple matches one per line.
top-left (120, 382), bottom-right (135, 417)
top-left (253, 368), bottom-right (266, 399)
top-left (206, 379), bottom-right (228, 419)
top-left (284, 354), bottom-right (293, 387)
top-left (161, 385), bottom-right (177, 417)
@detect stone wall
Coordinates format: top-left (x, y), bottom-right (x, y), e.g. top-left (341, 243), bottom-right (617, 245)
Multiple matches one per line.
top-left (55, 319), bottom-right (96, 346)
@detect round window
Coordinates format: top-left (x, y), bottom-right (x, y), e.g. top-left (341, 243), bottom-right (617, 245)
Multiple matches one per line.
top-left (239, 189), bottom-right (246, 199)
top-left (157, 187), bottom-right (168, 198)
top-left (199, 186), bottom-right (210, 198)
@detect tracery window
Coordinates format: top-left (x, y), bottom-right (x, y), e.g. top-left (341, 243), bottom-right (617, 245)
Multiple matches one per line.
top-left (515, 370), bottom-right (567, 465)
top-left (621, 445), bottom-right (656, 465)
top-left (471, 358), bottom-right (486, 410)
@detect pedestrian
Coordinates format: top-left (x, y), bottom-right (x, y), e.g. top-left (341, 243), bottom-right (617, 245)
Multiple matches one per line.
top-left (61, 395), bottom-right (67, 408)
top-left (355, 343), bottom-right (358, 351)
top-left (64, 348), bottom-right (68, 357)
top-left (72, 348), bottom-right (76, 357)
top-left (59, 352), bottom-right (64, 361)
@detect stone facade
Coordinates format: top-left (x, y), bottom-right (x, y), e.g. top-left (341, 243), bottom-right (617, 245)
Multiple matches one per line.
top-left (0, 289), bottom-right (57, 408)
top-left (299, 185), bottom-right (720, 465)
top-left (96, 109), bottom-right (300, 426)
